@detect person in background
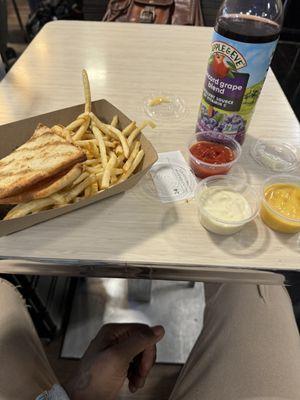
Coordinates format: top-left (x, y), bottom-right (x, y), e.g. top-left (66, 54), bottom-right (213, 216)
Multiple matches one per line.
top-left (0, 277), bottom-right (299, 400)
top-left (27, 0), bottom-right (41, 13)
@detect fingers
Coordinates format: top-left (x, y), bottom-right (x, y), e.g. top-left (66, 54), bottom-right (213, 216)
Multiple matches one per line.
top-left (127, 345), bottom-right (156, 393)
top-left (140, 344), bottom-right (157, 377)
top-left (85, 323), bottom-right (151, 355)
top-left (127, 353), bottom-right (146, 392)
top-left (84, 323), bottom-right (165, 393)
top-left (128, 372), bottom-right (146, 393)
top-left (93, 323), bottom-right (164, 352)
top-left (112, 325), bottom-right (160, 364)
top-left (126, 326), bottom-right (164, 393)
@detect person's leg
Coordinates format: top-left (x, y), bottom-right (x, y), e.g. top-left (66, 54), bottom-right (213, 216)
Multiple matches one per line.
top-left (0, 278), bottom-right (58, 400)
top-left (170, 283), bottom-right (300, 400)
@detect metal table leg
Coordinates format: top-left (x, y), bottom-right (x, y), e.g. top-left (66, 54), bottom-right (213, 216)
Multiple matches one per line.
top-left (128, 279), bottom-right (152, 303)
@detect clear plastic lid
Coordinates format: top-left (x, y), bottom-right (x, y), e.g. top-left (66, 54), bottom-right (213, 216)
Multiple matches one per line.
top-left (250, 139), bottom-right (299, 172)
top-left (143, 162), bottom-right (196, 202)
top-left (143, 92), bottom-right (187, 122)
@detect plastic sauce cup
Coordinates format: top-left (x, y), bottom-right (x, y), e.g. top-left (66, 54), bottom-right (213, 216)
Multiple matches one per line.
top-left (260, 175), bottom-right (300, 234)
top-left (195, 176), bottom-right (260, 235)
top-left (187, 132), bottom-right (241, 179)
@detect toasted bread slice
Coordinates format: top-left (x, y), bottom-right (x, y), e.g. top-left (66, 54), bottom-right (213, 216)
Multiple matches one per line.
top-left (0, 130), bottom-right (86, 199)
top-left (32, 123), bottom-right (51, 138)
top-left (0, 164), bottom-right (82, 204)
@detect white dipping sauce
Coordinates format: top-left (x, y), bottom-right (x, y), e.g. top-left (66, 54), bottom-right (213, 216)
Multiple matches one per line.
top-left (197, 187), bottom-right (252, 235)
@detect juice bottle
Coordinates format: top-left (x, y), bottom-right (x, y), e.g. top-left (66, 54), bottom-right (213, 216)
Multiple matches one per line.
top-left (197, 0), bottom-right (283, 144)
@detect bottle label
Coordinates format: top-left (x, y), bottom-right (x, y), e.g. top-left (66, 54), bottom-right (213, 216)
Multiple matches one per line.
top-left (198, 31), bottom-right (278, 144)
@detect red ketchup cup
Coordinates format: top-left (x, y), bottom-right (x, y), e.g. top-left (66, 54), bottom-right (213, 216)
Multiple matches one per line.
top-left (187, 132), bottom-right (241, 179)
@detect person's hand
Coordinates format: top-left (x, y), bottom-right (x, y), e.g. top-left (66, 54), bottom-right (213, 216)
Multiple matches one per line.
top-left (64, 323), bottom-right (165, 400)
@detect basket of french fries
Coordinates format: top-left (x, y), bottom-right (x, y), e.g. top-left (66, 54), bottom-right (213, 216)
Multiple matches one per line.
top-left (0, 70), bottom-right (158, 236)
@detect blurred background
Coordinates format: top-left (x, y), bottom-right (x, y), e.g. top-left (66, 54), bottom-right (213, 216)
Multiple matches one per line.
top-left (1, 0), bottom-right (300, 119)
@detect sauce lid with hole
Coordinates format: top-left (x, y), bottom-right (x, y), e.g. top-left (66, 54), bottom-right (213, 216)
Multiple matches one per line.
top-left (144, 162), bottom-right (196, 203)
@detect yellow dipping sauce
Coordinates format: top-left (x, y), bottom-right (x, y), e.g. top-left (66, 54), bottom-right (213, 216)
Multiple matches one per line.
top-left (261, 183), bottom-right (300, 233)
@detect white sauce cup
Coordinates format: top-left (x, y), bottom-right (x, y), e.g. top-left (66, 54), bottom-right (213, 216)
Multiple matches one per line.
top-left (195, 175), bottom-right (260, 235)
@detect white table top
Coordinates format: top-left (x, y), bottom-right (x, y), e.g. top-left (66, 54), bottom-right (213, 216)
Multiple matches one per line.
top-left (0, 21), bottom-right (299, 277)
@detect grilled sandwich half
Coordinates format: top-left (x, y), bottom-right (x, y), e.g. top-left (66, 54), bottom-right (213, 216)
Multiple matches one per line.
top-left (0, 126), bottom-right (86, 199)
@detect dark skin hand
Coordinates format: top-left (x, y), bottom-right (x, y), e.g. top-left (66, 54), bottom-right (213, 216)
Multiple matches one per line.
top-left (64, 323), bottom-right (165, 400)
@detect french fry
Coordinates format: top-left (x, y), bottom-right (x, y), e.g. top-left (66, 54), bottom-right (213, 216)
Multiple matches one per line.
top-left (53, 204), bottom-right (68, 209)
top-left (64, 175), bottom-right (97, 202)
top-left (82, 133), bottom-right (95, 140)
top-left (66, 118), bottom-right (85, 132)
top-left (76, 139), bottom-right (98, 145)
top-left (92, 125), bottom-right (108, 168)
top-left (73, 116), bottom-right (91, 141)
top-left (62, 129), bottom-right (73, 142)
top-left (96, 172), bottom-right (104, 187)
top-left (73, 172), bottom-right (90, 186)
top-left (51, 125), bottom-right (64, 135)
top-left (102, 153), bottom-right (117, 189)
top-left (4, 197), bottom-right (56, 220)
top-left (104, 140), bottom-right (117, 148)
top-left (51, 125), bottom-right (73, 142)
top-left (111, 115), bottom-right (118, 128)
top-left (116, 145), bottom-right (123, 156)
top-left (145, 120), bottom-right (156, 129)
top-left (117, 154), bottom-right (125, 167)
top-left (122, 121), bottom-right (136, 137)
top-left (106, 126), bottom-right (129, 158)
top-left (148, 96), bottom-right (170, 106)
top-left (90, 181), bottom-right (98, 195)
top-left (90, 112), bottom-right (116, 138)
top-left (84, 187), bottom-right (91, 197)
top-left (50, 193), bottom-right (67, 205)
top-left (77, 112), bottom-right (89, 120)
top-left (91, 142), bottom-right (100, 159)
top-left (127, 120), bottom-right (156, 147)
top-left (111, 175), bottom-right (118, 185)
top-left (123, 141), bottom-right (141, 172)
top-left (84, 149), bottom-right (94, 160)
top-left (83, 159), bottom-right (101, 166)
top-left (85, 165), bottom-right (103, 173)
top-left (118, 150), bottom-right (144, 183)
top-left (113, 168), bottom-right (124, 175)
top-left (82, 69), bottom-right (91, 113)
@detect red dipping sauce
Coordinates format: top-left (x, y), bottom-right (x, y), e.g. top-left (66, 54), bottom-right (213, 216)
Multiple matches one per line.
top-left (189, 140), bottom-right (236, 178)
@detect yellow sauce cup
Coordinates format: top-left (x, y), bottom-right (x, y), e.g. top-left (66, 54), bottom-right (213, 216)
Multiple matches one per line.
top-left (260, 175), bottom-right (300, 234)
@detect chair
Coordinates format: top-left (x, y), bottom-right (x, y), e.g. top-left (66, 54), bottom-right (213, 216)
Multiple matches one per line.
top-left (0, 0), bottom-right (9, 67)
top-left (11, 0), bottom-right (29, 42)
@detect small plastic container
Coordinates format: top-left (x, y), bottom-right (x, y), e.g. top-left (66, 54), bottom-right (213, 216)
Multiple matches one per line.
top-left (143, 162), bottom-right (196, 202)
top-left (187, 132), bottom-right (241, 179)
top-left (260, 175), bottom-right (300, 234)
top-left (143, 92), bottom-right (187, 122)
top-left (251, 139), bottom-right (299, 172)
top-left (195, 175), bottom-right (260, 235)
